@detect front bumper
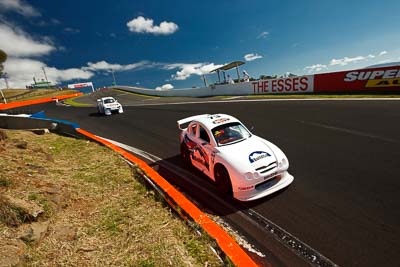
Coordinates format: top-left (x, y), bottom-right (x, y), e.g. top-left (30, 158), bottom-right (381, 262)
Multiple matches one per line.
top-left (104, 105), bottom-right (123, 115)
top-left (233, 171), bottom-right (294, 201)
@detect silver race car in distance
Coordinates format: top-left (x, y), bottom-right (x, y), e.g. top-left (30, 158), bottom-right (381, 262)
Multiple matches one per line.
top-left (97, 97), bottom-right (123, 115)
top-left (177, 114), bottom-right (294, 201)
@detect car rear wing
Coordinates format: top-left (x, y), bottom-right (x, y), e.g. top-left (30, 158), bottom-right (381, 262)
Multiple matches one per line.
top-left (177, 114), bottom-right (210, 130)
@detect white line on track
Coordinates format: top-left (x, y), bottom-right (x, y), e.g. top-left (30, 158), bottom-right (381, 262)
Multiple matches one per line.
top-left (224, 96), bottom-right (243, 100)
top-left (298, 120), bottom-right (400, 144)
top-left (142, 98), bottom-right (159, 101)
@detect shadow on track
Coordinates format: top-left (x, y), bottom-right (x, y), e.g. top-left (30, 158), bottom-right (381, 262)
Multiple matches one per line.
top-left (88, 112), bottom-right (103, 117)
top-left (151, 155), bottom-right (289, 217)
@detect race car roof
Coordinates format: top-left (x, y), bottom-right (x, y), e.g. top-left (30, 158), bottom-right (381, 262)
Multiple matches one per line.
top-left (194, 114), bottom-right (241, 130)
top-left (97, 96), bottom-right (115, 101)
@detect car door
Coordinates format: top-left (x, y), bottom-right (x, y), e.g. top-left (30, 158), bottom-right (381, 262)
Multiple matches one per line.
top-left (192, 124), bottom-right (213, 176)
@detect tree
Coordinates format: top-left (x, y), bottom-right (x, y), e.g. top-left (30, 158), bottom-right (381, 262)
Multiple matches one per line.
top-left (0, 49), bottom-right (7, 77)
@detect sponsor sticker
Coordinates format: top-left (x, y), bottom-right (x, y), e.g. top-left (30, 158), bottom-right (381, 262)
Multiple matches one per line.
top-left (249, 151), bottom-right (271, 163)
top-left (238, 185), bottom-right (254, 191)
top-left (344, 69), bottom-right (400, 82)
top-left (366, 78), bottom-right (400, 87)
top-left (213, 118), bottom-right (230, 124)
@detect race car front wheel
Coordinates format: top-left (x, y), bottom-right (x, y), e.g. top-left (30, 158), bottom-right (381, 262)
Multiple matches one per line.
top-left (214, 165), bottom-right (233, 196)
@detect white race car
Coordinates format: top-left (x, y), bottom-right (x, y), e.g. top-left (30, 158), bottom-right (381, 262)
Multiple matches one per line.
top-left (97, 97), bottom-right (123, 115)
top-left (177, 114), bottom-right (294, 201)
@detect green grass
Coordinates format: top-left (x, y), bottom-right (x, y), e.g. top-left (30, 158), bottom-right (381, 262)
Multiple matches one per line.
top-left (64, 97), bottom-right (94, 107)
top-left (1, 130), bottom-right (223, 266)
top-left (0, 195), bottom-right (30, 226)
top-left (1, 89), bottom-right (80, 103)
top-left (114, 88), bottom-right (160, 98)
top-left (100, 208), bottom-right (125, 235)
top-left (0, 177), bottom-right (12, 187)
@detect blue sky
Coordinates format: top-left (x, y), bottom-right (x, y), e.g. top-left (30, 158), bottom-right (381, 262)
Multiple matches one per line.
top-left (0, 0), bottom-right (399, 90)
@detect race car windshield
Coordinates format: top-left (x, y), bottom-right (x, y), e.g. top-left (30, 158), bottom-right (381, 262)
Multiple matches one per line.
top-left (212, 122), bottom-right (251, 146)
top-left (104, 99), bottom-right (115, 104)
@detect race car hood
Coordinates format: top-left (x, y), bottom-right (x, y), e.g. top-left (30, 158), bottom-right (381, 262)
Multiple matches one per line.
top-left (217, 136), bottom-right (278, 172)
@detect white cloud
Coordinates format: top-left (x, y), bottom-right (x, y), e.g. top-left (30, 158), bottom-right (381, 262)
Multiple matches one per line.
top-left (257, 31), bottom-right (269, 39)
top-left (0, 22), bottom-right (93, 89)
top-left (304, 64), bottom-right (327, 73)
top-left (2, 57), bottom-right (94, 88)
top-left (244, 53), bottom-right (263, 62)
top-left (0, 0), bottom-right (40, 17)
top-left (84, 60), bottom-right (150, 72)
top-left (329, 55), bottom-right (375, 66)
top-left (63, 27), bottom-right (80, 34)
top-left (376, 59), bottom-right (391, 64)
top-left (127, 16), bottom-right (178, 35)
top-left (155, 83), bottom-right (173, 90)
top-left (1, 58), bottom-right (157, 89)
top-left (0, 23), bottom-right (55, 57)
top-left (50, 18), bottom-right (61, 25)
top-left (303, 51), bottom-right (396, 74)
top-left (165, 62), bottom-right (223, 80)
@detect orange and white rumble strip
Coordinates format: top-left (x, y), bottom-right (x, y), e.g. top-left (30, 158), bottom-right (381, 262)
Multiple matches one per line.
top-left (76, 128), bottom-right (261, 267)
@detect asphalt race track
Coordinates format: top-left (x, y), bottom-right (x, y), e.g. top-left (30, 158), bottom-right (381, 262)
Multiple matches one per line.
top-left (10, 91), bottom-right (400, 267)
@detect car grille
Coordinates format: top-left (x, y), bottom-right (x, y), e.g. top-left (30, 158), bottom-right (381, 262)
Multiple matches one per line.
top-left (255, 161), bottom-right (277, 174)
top-left (255, 175), bottom-right (280, 191)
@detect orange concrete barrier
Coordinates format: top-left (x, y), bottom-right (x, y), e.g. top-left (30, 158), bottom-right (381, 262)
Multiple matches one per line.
top-left (76, 128), bottom-right (262, 267)
top-left (0, 92), bottom-right (83, 110)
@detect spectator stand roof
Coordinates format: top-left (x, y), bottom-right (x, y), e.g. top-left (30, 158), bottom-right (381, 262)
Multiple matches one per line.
top-left (210, 61), bottom-right (245, 84)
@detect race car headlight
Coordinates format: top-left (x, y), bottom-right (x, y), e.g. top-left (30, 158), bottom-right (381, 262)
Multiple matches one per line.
top-left (245, 172), bottom-right (262, 180)
top-left (245, 172), bottom-right (254, 180)
top-left (253, 172), bottom-right (262, 179)
top-left (278, 158), bottom-right (289, 170)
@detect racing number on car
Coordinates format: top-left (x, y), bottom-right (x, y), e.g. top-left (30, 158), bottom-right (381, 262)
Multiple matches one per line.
top-left (184, 136), bottom-right (211, 171)
top-left (192, 145), bottom-right (210, 171)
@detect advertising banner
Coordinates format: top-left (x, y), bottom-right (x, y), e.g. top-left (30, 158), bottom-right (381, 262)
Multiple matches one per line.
top-left (68, 82), bottom-right (93, 89)
top-left (314, 66), bottom-right (400, 92)
top-left (251, 75), bottom-right (314, 94)
top-left (67, 82), bottom-right (94, 92)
